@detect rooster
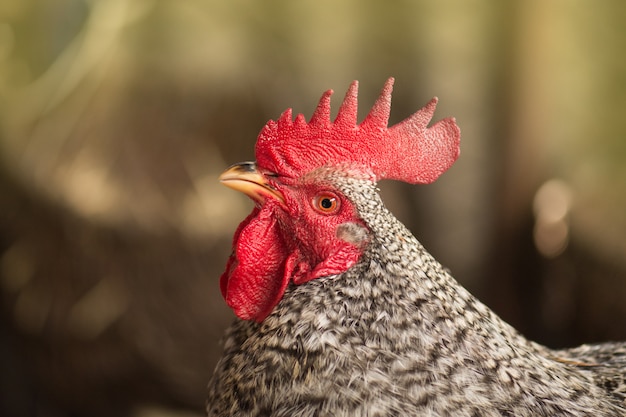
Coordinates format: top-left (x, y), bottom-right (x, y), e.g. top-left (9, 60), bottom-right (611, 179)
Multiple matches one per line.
top-left (207, 78), bottom-right (626, 416)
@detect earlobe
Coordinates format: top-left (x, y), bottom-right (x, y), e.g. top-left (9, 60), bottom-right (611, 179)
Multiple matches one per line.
top-left (336, 222), bottom-right (370, 247)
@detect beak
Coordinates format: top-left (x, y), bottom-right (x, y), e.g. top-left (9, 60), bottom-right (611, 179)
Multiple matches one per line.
top-left (219, 162), bottom-right (285, 204)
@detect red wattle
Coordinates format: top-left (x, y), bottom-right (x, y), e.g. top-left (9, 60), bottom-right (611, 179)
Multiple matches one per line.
top-left (220, 205), bottom-right (290, 322)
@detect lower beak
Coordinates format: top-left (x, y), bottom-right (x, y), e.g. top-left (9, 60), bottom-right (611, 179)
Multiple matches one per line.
top-left (219, 162), bottom-right (285, 204)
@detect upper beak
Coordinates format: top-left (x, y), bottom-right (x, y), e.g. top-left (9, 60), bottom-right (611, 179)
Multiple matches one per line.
top-left (219, 162), bottom-right (285, 204)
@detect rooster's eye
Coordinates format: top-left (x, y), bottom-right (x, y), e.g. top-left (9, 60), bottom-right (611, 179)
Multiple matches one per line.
top-left (312, 193), bottom-right (340, 214)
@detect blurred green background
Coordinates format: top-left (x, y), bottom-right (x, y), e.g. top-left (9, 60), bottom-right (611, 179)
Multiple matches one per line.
top-left (1, 1), bottom-right (625, 416)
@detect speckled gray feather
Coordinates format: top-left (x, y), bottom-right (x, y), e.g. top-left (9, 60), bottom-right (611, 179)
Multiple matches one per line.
top-left (207, 173), bottom-right (626, 416)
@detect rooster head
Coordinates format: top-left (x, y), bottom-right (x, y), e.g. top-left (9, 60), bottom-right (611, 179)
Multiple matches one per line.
top-left (219, 78), bottom-right (460, 321)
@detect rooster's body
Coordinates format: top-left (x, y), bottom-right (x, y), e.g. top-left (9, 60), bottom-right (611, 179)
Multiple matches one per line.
top-left (207, 79), bottom-right (626, 416)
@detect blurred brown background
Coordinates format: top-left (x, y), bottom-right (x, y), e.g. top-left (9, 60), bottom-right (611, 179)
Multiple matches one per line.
top-left (1, 1), bottom-right (625, 416)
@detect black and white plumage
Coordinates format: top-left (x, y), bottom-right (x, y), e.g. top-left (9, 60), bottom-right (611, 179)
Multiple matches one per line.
top-left (208, 175), bottom-right (626, 416)
top-left (207, 80), bottom-right (626, 416)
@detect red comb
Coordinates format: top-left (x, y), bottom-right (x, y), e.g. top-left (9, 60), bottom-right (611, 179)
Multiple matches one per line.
top-left (255, 78), bottom-right (460, 184)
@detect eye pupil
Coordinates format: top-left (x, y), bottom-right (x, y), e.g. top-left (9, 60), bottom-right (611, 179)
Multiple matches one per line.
top-left (320, 198), bottom-right (333, 209)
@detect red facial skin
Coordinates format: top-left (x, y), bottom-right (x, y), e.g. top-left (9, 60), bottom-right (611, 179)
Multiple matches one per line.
top-left (220, 174), bottom-right (367, 322)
